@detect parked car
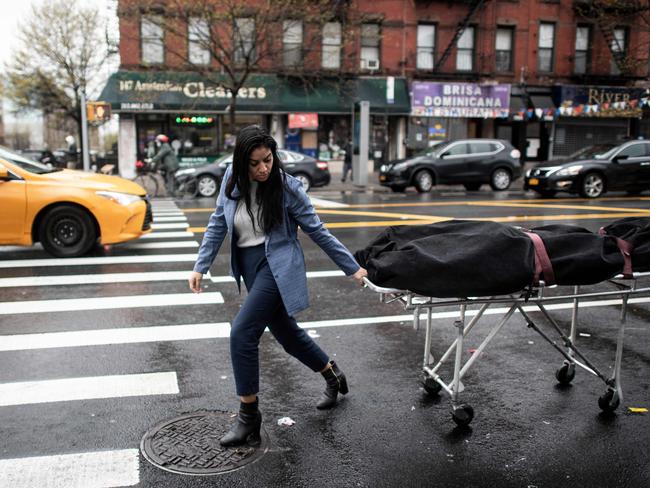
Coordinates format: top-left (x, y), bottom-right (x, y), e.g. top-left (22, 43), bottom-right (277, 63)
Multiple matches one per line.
top-left (174, 149), bottom-right (331, 197)
top-left (19, 149), bottom-right (59, 167)
top-left (0, 145), bottom-right (152, 257)
top-left (379, 139), bottom-right (522, 192)
top-left (524, 140), bottom-right (650, 198)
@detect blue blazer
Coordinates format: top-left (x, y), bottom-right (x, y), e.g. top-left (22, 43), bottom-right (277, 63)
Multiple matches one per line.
top-left (193, 166), bottom-right (360, 316)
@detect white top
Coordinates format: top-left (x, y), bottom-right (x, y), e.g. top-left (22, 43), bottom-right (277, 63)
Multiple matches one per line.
top-left (234, 180), bottom-right (266, 247)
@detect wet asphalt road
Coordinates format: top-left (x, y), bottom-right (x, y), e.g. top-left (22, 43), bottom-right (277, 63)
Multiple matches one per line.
top-left (0, 184), bottom-right (649, 488)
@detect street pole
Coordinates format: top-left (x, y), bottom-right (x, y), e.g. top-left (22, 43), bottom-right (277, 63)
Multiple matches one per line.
top-left (80, 92), bottom-right (91, 172)
top-left (355, 100), bottom-right (370, 187)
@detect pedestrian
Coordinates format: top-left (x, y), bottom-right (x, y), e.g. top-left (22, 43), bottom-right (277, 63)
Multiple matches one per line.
top-left (65, 135), bottom-right (78, 169)
top-left (148, 134), bottom-right (179, 194)
top-left (188, 125), bottom-right (367, 447)
top-left (341, 138), bottom-right (353, 183)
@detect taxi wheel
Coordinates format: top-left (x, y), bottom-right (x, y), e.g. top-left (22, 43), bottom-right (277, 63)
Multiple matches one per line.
top-left (39, 205), bottom-right (97, 258)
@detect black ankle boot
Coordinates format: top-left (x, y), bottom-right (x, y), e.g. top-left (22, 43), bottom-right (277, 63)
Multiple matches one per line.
top-left (316, 360), bottom-right (349, 410)
top-left (219, 399), bottom-right (262, 447)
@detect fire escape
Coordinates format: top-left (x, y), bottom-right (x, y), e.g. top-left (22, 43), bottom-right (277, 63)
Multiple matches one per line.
top-left (432, 0), bottom-right (490, 73)
top-left (573, 0), bottom-right (644, 77)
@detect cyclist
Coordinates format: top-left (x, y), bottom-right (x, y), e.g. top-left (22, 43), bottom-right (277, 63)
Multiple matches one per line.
top-left (147, 134), bottom-right (179, 195)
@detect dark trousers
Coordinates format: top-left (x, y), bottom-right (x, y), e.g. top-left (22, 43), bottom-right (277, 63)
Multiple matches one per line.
top-left (341, 161), bottom-right (352, 182)
top-left (230, 244), bottom-right (329, 396)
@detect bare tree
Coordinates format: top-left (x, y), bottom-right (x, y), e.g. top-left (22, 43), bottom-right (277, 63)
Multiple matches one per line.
top-left (120, 0), bottom-right (363, 130)
top-left (3, 0), bottom-right (117, 154)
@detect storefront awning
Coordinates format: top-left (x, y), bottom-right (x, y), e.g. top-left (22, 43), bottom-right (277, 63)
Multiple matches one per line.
top-left (98, 71), bottom-right (411, 115)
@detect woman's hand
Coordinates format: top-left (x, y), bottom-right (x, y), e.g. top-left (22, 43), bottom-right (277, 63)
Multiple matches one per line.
top-left (188, 271), bottom-right (203, 293)
top-left (351, 267), bottom-right (368, 286)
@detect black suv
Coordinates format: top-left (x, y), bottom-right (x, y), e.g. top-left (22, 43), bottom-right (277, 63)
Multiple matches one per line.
top-left (379, 139), bottom-right (522, 192)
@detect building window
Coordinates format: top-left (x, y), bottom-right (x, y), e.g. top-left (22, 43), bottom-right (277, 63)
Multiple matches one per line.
top-left (283, 20), bottom-right (303, 67)
top-left (360, 23), bottom-right (380, 70)
top-left (574, 25), bottom-right (590, 74)
top-left (537, 22), bottom-right (555, 72)
top-left (495, 27), bottom-right (514, 72)
top-left (188, 17), bottom-right (210, 65)
top-left (417, 24), bottom-right (435, 70)
top-left (322, 22), bottom-right (341, 69)
top-left (456, 26), bottom-right (474, 71)
top-left (610, 27), bottom-right (627, 75)
top-left (234, 17), bottom-right (255, 64)
top-left (141, 16), bottom-right (164, 64)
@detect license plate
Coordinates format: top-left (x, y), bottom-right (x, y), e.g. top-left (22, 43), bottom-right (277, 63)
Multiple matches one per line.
top-left (379, 175), bottom-right (387, 181)
top-left (528, 178), bottom-right (539, 185)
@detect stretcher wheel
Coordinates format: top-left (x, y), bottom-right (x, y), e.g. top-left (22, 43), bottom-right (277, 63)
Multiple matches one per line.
top-left (421, 377), bottom-right (442, 396)
top-left (598, 390), bottom-right (620, 413)
top-left (451, 404), bottom-right (474, 427)
top-left (555, 363), bottom-right (576, 385)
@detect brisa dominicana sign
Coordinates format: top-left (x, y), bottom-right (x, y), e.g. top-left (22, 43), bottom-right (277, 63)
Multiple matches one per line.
top-left (411, 82), bottom-right (511, 118)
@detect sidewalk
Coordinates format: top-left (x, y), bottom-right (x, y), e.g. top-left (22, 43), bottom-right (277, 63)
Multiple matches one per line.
top-left (324, 160), bottom-right (389, 193)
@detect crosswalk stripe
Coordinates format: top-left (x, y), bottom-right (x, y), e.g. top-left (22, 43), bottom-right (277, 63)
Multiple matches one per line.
top-left (0, 292), bottom-right (223, 315)
top-left (150, 216), bottom-right (188, 222)
top-left (151, 223), bottom-right (189, 229)
top-left (209, 269), bottom-right (344, 282)
top-left (0, 449), bottom-right (140, 488)
top-left (0, 271), bottom-right (208, 288)
top-left (0, 323), bottom-right (230, 351)
top-left (138, 231), bottom-right (194, 239)
top-left (0, 254), bottom-right (198, 268)
top-left (121, 241), bottom-right (198, 250)
top-left (0, 372), bottom-right (179, 406)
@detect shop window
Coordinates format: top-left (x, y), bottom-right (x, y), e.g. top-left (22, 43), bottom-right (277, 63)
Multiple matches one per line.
top-left (456, 27), bottom-right (474, 72)
top-left (610, 27), bottom-right (627, 75)
top-left (537, 23), bottom-right (555, 73)
top-left (283, 20), bottom-right (303, 67)
top-left (141, 16), bottom-right (164, 65)
top-left (495, 27), bottom-right (514, 73)
top-left (172, 115), bottom-right (219, 157)
top-left (574, 26), bottom-right (590, 74)
top-left (322, 22), bottom-right (341, 69)
top-left (234, 17), bottom-right (255, 64)
top-left (360, 23), bottom-right (380, 70)
top-left (417, 24), bottom-right (435, 70)
top-left (188, 17), bottom-right (210, 65)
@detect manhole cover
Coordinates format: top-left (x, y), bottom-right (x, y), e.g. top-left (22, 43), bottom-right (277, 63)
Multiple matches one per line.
top-left (140, 410), bottom-right (270, 475)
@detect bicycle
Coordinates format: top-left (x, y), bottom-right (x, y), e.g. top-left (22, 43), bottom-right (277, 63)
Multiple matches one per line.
top-left (131, 160), bottom-right (160, 197)
top-left (169, 170), bottom-right (199, 200)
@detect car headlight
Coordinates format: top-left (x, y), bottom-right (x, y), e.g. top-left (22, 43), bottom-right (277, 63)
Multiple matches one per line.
top-left (525, 169), bottom-right (531, 178)
top-left (96, 191), bottom-right (141, 206)
top-left (380, 164), bottom-right (388, 172)
top-left (555, 165), bottom-right (583, 177)
top-left (175, 168), bottom-right (196, 176)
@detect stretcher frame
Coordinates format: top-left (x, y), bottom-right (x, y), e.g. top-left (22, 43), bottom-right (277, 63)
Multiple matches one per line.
top-left (364, 272), bottom-right (650, 426)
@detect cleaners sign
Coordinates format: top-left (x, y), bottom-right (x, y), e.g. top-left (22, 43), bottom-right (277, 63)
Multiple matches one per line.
top-left (411, 82), bottom-right (510, 118)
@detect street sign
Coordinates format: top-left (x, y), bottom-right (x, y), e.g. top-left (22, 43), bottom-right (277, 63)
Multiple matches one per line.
top-left (87, 102), bottom-right (112, 122)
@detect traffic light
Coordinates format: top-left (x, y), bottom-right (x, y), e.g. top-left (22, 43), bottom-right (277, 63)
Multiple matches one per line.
top-left (87, 102), bottom-right (112, 122)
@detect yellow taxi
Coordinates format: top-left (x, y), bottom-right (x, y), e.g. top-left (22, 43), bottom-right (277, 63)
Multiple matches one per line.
top-left (0, 146), bottom-right (152, 257)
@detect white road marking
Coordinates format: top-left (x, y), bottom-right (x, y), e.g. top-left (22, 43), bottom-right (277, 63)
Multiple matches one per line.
top-left (151, 223), bottom-right (189, 229)
top-left (121, 241), bottom-right (198, 250)
top-left (0, 372), bottom-right (179, 406)
top-left (0, 449), bottom-right (139, 488)
top-left (209, 269), bottom-right (344, 282)
top-left (138, 231), bottom-right (194, 239)
top-left (0, 323), bottom-right (230, 351)
top-left (308, 196), bottom-right (350, 208)
top-left (0, 292), bottom-right (223, 315)
top-left (0, 254), bottom-right (198, 268)
top-left (150, 216), bottom-right (188, 222)
top-left (0, 271), bottom-right (209, 288)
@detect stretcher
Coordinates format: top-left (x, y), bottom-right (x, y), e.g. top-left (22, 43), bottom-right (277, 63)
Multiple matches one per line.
top-left (364, 272), bottom-right (650, 427)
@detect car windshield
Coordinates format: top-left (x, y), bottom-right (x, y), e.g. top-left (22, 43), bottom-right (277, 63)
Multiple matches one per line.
top-left (569, 144), bottom-right (618, 160)
top-left (414, 141), bottom-right (446, 157)
top-left (0, 146), bottom-right (59, 174)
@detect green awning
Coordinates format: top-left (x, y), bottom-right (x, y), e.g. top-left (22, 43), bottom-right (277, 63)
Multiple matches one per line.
top-left (98, 71), bottom-right (410, 115)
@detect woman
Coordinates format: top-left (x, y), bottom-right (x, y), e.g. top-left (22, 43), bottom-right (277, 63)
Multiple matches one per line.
top-left (188, 125), bottom-right (367, 448)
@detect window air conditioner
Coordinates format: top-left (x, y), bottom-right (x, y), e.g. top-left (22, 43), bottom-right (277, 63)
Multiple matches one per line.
top-left (366, 59), bottom-right (380, 70)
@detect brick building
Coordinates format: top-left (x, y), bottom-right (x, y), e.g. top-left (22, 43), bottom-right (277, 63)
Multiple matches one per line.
top-left (101, 0), bottom-right (650, 177)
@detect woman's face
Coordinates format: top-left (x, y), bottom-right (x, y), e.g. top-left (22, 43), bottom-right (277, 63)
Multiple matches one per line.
top-left (248, 145), bottom-right (273, 182)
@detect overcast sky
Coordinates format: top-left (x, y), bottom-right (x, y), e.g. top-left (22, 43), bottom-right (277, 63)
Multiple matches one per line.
top-left (0, 0), bottom-right (116, 66)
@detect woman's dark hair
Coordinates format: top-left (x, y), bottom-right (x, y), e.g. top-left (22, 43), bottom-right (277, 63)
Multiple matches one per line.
top-left (225, 125), bottom-right (286, 234)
